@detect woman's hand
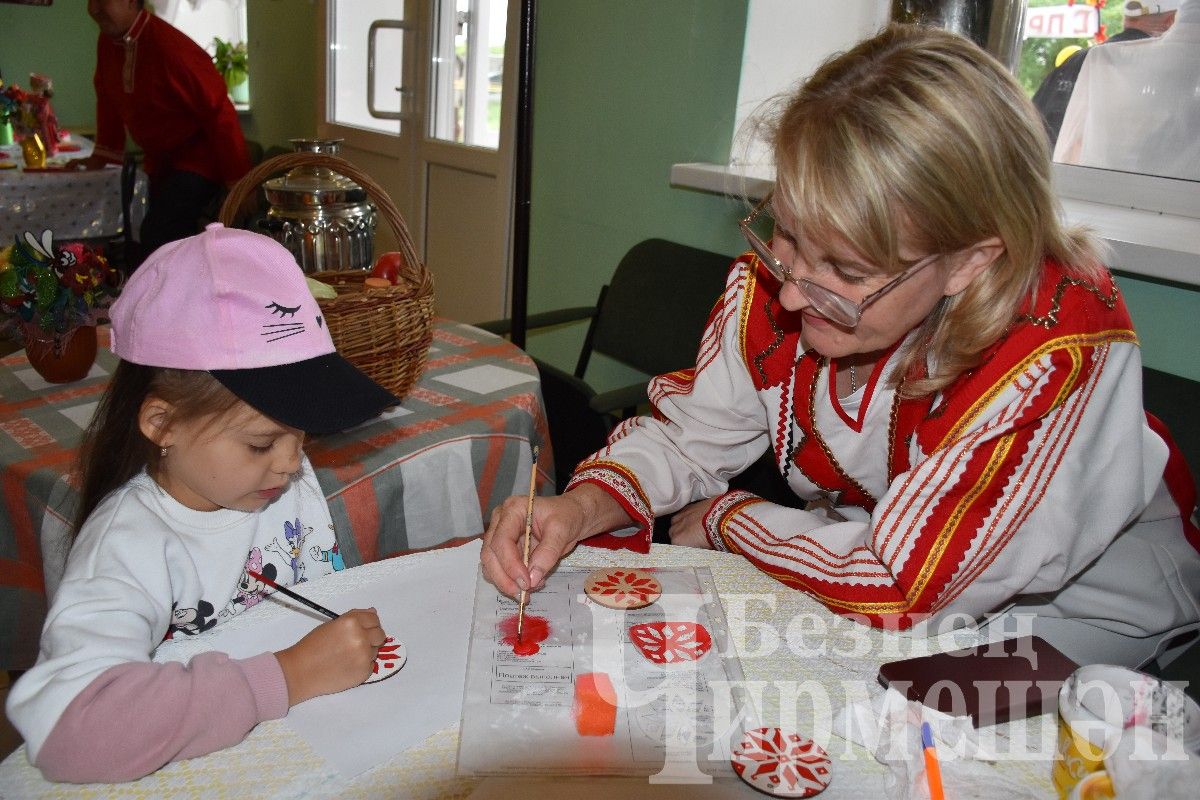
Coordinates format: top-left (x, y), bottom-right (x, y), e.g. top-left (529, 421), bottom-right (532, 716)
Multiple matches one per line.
top-left (480, 494), bottom-right (586, 598)
top-left (668, 499), bottom-right (717, 549)
top-left (65, 154), bottom-right (110, 171)
top-left (274, 608), bottom-right (386, 706)
top-left (481, 484), bottom-right (634, 599)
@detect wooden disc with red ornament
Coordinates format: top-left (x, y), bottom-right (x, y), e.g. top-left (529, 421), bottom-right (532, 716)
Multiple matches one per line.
top-left (583, 568), bottom-right (662, 609)
top-left (629, 621), bottom-right (713, 666)
top-left (363, 636), bottom-right (407, 684)
top-left (730, 727), bottom-right (832, 797)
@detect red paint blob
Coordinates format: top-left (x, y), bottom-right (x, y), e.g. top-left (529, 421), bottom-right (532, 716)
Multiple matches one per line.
top-left (499, 613), bottom-right (550, 656)
top-left (512, 639), bottom-right (540, 656)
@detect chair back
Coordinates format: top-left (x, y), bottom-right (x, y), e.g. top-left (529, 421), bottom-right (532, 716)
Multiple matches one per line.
top-left (589, 239), bottom-right (732, 378)
top-left (1144, 367), bottom-right (1200, 496)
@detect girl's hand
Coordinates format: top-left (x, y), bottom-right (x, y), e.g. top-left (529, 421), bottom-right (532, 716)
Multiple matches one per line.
top-left (668, 499), bottom-right (717, 549)
top-left (274, 608), bottom-right (385, 706)
top-left (481, 484), bottom-right (634, 599)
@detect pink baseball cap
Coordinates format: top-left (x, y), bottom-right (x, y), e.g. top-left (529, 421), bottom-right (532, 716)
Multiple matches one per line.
top-left (109, 223), bottom-right (398, 433)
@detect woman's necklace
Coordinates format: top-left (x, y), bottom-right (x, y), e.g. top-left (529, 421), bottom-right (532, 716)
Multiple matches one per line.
top-left (837, 361), bottom-right (859, 398)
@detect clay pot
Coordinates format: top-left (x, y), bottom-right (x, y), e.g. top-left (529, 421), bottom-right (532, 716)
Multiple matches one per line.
top-left (24, 324), bottom-right (98, 384)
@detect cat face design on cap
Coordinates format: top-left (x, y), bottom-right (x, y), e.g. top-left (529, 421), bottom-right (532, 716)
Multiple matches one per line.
top-left (262, 300), bottom-right (323, 343)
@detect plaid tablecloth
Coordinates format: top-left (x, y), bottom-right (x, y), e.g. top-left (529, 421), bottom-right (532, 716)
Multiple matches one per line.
top-left (0, 319), bottom-right (551, 671)
top-left (0, 138), bottom-right (147, 244)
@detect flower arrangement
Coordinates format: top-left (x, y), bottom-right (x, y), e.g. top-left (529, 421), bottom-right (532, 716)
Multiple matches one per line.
top-left (0, 230), bottom-right (121, 339)
top-left (211, 38), bottom-right (249, 91)
top-left (0, 80), bottom-right (28, 129)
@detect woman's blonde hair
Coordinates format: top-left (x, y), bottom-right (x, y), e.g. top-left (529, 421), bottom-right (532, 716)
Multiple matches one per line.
top-left (770, 23), bottom-right (1103, 395)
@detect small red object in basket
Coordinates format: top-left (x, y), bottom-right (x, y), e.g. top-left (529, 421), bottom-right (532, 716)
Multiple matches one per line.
top-left (370, 251), bottom-right (406, 285)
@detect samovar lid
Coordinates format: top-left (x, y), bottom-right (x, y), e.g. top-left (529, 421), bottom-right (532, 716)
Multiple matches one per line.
top-left (262, 139), bottom-right (369, 208)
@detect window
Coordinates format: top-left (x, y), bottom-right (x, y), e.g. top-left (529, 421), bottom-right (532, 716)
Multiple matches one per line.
top-left (1019, 0), bottom-right (1198, 187)
top-left (672, 1), bottom-right (1199, 286)
top-left (158, 0), bottom-right (249, 105)
top-left (428, 0), bottom-right (508, 148)
top-left (327, 0), bottom-right (411, 136)
top-left (731, 1), bottom-right (888, 167)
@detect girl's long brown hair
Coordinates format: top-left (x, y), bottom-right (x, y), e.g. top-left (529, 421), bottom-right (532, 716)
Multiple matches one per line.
top-left (73, 362), bottom-right (240, 535)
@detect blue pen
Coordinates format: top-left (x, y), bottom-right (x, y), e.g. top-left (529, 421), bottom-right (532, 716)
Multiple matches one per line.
top-left (921, 721), bottom-right (945, 800)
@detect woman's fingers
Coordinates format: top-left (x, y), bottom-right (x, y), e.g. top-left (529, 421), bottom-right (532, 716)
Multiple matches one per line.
top-left (481, 494), bottom-right (585, 596)
top-left (481, 496), bottom-right (533, 596)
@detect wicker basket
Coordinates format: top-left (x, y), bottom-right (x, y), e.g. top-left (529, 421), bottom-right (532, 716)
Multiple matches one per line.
top-left (219, 152), bottom-right (435, 401)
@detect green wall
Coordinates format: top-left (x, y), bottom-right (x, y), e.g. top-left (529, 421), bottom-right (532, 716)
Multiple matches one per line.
top-left (524, 0), bottom-right (751, 390)
top-left (1117, 276), bottom-right (1200, 381)
top-left (241, 0), bottom-right (319, 148)
top-left (0, 0), bottom-right (316, 150)
top-left (0, 0), bottom-right (96, 130)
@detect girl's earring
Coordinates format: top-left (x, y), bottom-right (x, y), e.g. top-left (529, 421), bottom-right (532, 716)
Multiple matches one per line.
top-left (160, 447), bottom-right (168, 458)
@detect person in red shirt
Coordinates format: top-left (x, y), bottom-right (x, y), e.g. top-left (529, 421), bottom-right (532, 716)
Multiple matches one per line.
top-left (70, 0), bottom-right (251, 266)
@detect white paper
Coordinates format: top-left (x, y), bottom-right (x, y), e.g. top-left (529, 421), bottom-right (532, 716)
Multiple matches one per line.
top-left (190, 540), bottom-right (481, 777)
top-left (832, 688), bottom-right (1044, 800)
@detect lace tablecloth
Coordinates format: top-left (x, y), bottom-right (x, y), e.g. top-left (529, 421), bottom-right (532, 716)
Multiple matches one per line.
top-left (0, 138), bottom-right (146, 244)
top-left (0, 544), bottom-right (1058, 799)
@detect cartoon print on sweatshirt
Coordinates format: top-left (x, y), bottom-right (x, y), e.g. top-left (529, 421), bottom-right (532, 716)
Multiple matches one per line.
top-left (166, 600), bottom-right (218, 639)
top-left (309, 524), bottom-right (345, 572)
top-left (267, 519), bottom-right (313, 584)
top-left (220, 548), bottom-right (277, 618)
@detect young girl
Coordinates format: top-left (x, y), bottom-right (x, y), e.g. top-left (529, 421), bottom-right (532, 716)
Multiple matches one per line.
top-left (6, 224), bottom-right (399, 783)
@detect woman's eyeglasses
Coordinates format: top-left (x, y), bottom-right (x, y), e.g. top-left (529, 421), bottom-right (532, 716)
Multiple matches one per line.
top-left (738, 196), bottom-right (942, 329)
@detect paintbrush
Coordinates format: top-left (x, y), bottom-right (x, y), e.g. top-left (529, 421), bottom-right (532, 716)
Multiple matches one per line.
top-left (248, 569), bottom-right (339, 620)
top-left (517, 445), bottom-right (539, 641)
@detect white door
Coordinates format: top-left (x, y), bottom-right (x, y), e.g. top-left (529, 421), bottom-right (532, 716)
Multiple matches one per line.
top-left (319, 0), bottom-right (518, 323)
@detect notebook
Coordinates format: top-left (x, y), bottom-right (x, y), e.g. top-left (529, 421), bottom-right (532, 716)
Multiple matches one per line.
top-left (877, 635), bottom-right (1080, 727)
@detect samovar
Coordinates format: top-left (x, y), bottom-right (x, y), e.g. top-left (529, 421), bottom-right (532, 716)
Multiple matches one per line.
top-left (259, 139), bottom-right (377, 272)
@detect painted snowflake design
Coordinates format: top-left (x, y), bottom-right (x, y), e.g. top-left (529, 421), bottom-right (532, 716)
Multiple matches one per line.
top-left (583, 568), bottom-right (662, 609)
top-left (730, 727), bottom-right (832, 797)
top-left (629, 621), bottom-right (713, 665)
top-left (363, 636), bottom-right (407, 684)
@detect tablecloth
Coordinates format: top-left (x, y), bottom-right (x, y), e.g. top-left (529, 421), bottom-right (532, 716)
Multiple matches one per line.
top-left (0, 137), bottom-right (147, 245)
top-left (0, 543), bottom-right (1059, 799)
top-left (0, 319), bottom-right (552, 671)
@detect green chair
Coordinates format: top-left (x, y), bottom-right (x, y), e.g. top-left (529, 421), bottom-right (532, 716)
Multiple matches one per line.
top-left (480, 238), bottom-right (734, 489)
top-left (1140, 367), bottom-right (1200, 686)
top-left (1143, 366), bottom-right (1200, 497)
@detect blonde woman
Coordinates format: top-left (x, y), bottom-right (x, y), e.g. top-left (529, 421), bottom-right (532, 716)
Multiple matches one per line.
top-left (482, 24), bottom-right (1200, 668)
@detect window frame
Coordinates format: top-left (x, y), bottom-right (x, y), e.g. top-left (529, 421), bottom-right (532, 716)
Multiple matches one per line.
top-left (701, 0), bottom-right (1200, 287)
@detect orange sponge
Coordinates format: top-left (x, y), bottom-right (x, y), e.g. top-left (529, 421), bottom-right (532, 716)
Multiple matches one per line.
top-left (574, 672), bottom-right (617, 736)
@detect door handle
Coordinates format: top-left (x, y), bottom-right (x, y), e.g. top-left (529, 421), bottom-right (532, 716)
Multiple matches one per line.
top-left (368, 19), bottom-right (413, 121)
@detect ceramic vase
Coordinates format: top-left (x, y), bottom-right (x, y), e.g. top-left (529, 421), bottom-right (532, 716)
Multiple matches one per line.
top-left (24, 324), bottom-right (98, 384)
top-left (0, 119), bottom-right (12, 147)
top-left (229, 80), bottom-right (249, 106)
